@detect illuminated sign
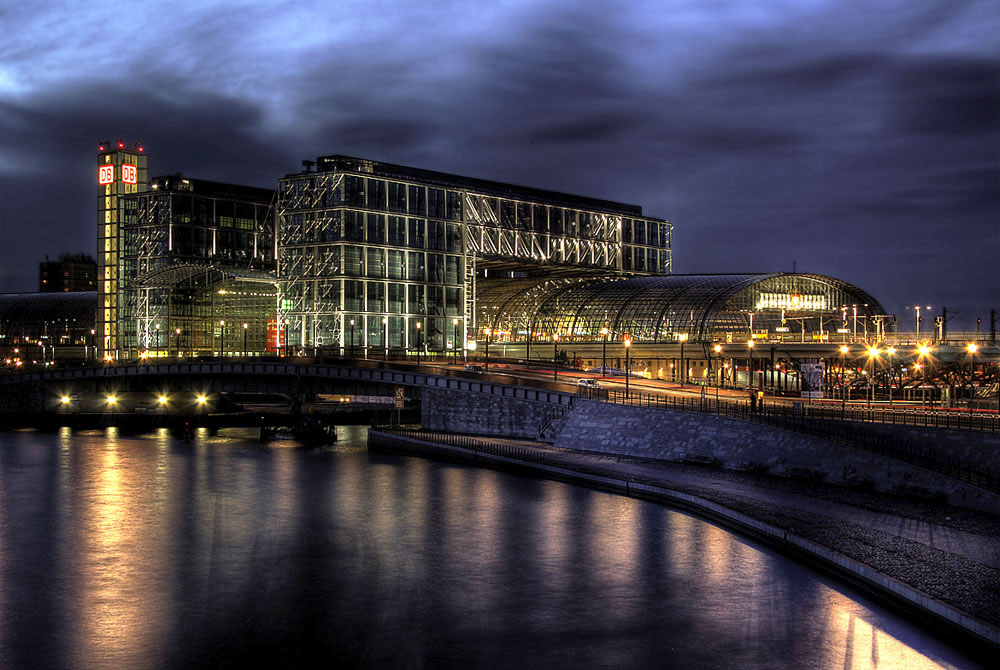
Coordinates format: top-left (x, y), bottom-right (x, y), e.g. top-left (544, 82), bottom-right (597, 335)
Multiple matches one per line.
top-left (756, 293), bottom-right (827, 311)
top-left (121, 164), bottom-right (137, 184)
top-left (98, 165), bottom-right (114, 185)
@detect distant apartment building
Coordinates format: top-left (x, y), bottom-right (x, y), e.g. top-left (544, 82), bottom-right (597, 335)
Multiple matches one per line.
top-left (39, 253), bottom-right (97, 292)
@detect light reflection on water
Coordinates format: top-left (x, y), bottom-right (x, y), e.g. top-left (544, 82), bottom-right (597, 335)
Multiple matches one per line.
top-left (0, 427), bottom-right (985, 669)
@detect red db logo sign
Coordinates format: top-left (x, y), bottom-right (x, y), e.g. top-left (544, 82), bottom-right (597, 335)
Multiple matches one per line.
top-left (98, 165), bottom-right (114, 185)
top-left (121, 164), bottom-right (137, 184)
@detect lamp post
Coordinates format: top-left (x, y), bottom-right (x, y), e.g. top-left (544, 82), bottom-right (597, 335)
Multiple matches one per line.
top-left (415, 321), bottom-right (422, 366)
top-left (887, 346), bottom-right (895, 406)
top-left (678, 333), bottom-right (688, 386)
top-left (906, 305), bottom-right (931, 342)
top-left (553, 333), bottom-right (559, 381)
top-left (383, 318), bottom-right (388, 360)
top-left (747, 339), bottom-right (755, 391)
top-left (219, 320), bottom-right (225, 358)
top-left (485, 328), bottom-right (491, 372)
top-left (349, 319), bottom-right (355, 357)
top-left (90, 329), bottom-right (96, 361)
top-left (154, 323), bottom-right (160, 354)
top-left (967, 343), bottom-right (978, 414)
top-left (243, 322), bottom-right (248, 358)
top-left (453, 318), bottom-right (460, 364)
top-left (283, 318), bottom-right (290, 357)
top-left (600, 327), bottom-right (608, 375)
top-left (175, 328), bottom-right (181, 358)
top-left (866, 346), bottom-right (879, 409)
top-left (840, 345), bottom-right (848, 415)
top-left (624, 336), bottom-right (632, 398)
top-left (713, 344), bottom-right (722, 405)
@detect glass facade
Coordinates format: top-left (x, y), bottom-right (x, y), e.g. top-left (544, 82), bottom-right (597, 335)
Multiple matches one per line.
top-left (476, 274), bottom-right (885, 344)
top-left (277, 156), bottom-right (671, 353)
top-left (117, 176), bottom-right (275, 357)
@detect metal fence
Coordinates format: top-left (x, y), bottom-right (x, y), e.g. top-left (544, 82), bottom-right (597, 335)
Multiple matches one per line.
top-left (590, 389), bottom-right (999, 493)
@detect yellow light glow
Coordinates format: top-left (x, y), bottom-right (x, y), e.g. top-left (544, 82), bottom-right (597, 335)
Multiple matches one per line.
top-left (106, 395), bottom-right (117, 404)
top-left (624, 338), bottom-right (631, 348)
top-left (678, 333), bottom-right (688, 342)
top-left (139, 351), bottom-right (147, 359)
top-left (918, 345), bottom-right (930, 356)
top-left (914, 363), bottom-right (922, 370)
top-left (840, 345), bottom-right (849, 354)
top-left (967, 343), bottom-right (978, 354)
top-left (868, 347), bottom-right (879, 358)
top-left (887, 347), bottom-right (895, 355)
top-left (60, 396), bottom-right (71, 404)
top-left (196, 395), bottom-right (207, 404)
top-left (157, 396), bottom-right (168, 405)
top-left (713, 344), bottom-right (722, 353)
top-left (746, 340), bottom-right (754, 348)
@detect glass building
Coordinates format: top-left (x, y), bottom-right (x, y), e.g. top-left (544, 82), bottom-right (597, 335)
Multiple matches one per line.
top-left (476, 273), bottom-right (886, 344)
top-left (277, 156), bottom-right (672, 354)
top-left (110, 166), bottom-right (276, 358)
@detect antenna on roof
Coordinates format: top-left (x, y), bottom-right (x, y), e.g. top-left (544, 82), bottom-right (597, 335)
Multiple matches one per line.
top-left (792, 260), bottom-right (797, 273)
top-left (302, 160), bottom-right (316, 173)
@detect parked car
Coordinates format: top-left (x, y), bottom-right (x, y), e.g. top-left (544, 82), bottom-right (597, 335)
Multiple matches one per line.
top-left (464, 364), bottom-right (484, 373)
top-left (577, 378), bottom-right (601, 389)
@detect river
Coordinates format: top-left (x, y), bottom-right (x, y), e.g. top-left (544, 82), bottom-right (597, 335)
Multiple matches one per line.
top-left (0, 426), bottom-right (984, 669)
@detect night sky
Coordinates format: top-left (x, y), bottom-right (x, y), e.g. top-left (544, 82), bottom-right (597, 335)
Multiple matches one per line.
top-left (1, 1), bottom-right (997, 331)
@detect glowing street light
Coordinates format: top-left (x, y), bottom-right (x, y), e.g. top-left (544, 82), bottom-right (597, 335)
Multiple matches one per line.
top-left (624, 336), bottom-right (632, 398)
top-left (243, 322), bottom-right (249, 357)
top-left (678, 333), bottom-right (688, 385)
top-left (840, 345), bottom-right (849, 413)
top-left (553, 332), bottom-right (560, 381)
top-left (600, 327), bottom-right (609, 375)
top-left (747, 339), bottom-right (755, 392)
top-left (157, 395), bottom-right (168, 406)
top-left (453, 318), bottom-right (460, 364)
top-left (219, 320), bottom-right (226, 358)
top-left (887, 346), bottom-right (896, 406)
top-left (415, 321), bottom-right (422, 366)
top-left (175, 327), bottom-right (182, 357)
top-left (196, 394), bottom-right (207, 405)
top-left (60, 396), bottom-right (71, 405)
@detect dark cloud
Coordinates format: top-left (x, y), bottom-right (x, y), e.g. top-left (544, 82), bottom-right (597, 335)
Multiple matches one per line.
top-left (0, 0), bottom-right (997, 329)
top-left (886, 56), bottom-right (1000, 136)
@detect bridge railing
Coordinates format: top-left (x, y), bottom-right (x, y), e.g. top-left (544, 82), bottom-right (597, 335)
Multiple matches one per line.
top-left (370, 426), bottom-right (550, 466)
top-left (589, 389), bottom-right (999, 494)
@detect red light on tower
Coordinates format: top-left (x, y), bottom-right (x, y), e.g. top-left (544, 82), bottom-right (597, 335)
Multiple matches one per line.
top-left (118, 141), bottom-right (124, 149)
top-left (137, 146), bottom-right (144, 152)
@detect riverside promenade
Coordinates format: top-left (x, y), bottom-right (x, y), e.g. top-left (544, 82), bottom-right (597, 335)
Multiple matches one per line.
top-left (369, 428), bottom-right (1000, 654)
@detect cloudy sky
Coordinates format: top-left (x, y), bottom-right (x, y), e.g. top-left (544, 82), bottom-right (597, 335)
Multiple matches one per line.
top-left (1, 0), bottom-right (997, 330)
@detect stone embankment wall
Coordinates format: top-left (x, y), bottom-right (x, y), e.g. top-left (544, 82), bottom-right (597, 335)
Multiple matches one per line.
top-left (420, 387), bottom-right (566, 440)
top-left (552, 400), bottom-right (999, 514)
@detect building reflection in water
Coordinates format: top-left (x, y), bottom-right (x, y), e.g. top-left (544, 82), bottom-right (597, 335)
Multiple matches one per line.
top-left (0, 429), bottom-right (977, 670)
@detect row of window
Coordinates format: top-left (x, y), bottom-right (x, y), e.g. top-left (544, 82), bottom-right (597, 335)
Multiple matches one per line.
top-left (280, 247), bottom-right (463, 284)
top-left (284, 279), bottom-right (464, 317)
top-left (281, 174), bottom-right (670, 248)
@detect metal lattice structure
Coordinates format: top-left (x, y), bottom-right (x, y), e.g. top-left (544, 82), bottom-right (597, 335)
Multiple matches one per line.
top-left (277, 155), bottom-right (671, 353)
top-left (477, 274), bottom-right (885, 343)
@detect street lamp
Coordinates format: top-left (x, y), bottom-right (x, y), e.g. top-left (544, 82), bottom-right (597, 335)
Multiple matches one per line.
top-left (485, 328), bottom-right (491, 372)
top-left (678, 333), bottom-right (688, 386)
top-left (713, 344), bottom-right (722, 404)
top-left (415, 321), bottom-right (422, 366)
top-left (89, 328), bottom-right (96, 361)
top-left (283, 318), bottom-right (290, 357)
top-left (243, 322), bottom-right (248, 357)
top-left (349, 318), bottom-right (355, 357)
top-left (600, 327), bottom-right (609, 375)
top-left (906, 305), bottom-right (932, 341)
top-left (154, 323), bottom-right (160, 353)
top-left (553, 333), bottom-right (559, 381)
top-left (219, 320), bottom-right (226, 358)
top-left (175, 328), bottom-right (181, 358)
top-left (840, 345), bottom-right (849, 414)
top-left (746, 339), bottom-right (755, 392)
top-left (624, 336), bottom-right (632, 398)
top-left (967, 343), bottom-right (978, 413)
top-left (453, 318), bottom-right (460, 364)
top-left (383, 318), bottom-right (388, 360)
top-left (887, 346), bottom-right (895, 406)
top-left (867, 346), bottom-right (880, 408)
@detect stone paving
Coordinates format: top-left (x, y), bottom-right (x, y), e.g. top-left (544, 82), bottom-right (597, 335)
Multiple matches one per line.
top-left (410, 431), bottom-right (1000, 629)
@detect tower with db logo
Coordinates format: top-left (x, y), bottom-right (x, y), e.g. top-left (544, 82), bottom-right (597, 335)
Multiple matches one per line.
top-left (97, 140), bottom-right (148, 358)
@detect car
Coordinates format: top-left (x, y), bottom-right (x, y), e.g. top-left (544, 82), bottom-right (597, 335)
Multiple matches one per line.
top-left (464, 364), bottom-right (484, 373)
top-left (577, 378), bottom-right (601, 389)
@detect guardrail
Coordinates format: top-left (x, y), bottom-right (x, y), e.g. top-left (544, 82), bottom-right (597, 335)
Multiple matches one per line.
top-left (589, 389), bottom-right (999, 493)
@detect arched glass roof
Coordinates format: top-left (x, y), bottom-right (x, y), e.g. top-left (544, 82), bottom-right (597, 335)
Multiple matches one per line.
top-left (138, 263), bottom-right (277, 288)
top-left (477, 273), bottom-right (884, 342)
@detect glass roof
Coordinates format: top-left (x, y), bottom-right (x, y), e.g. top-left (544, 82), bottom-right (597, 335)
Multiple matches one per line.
top-left (477, 273), bottom-right (884, 342)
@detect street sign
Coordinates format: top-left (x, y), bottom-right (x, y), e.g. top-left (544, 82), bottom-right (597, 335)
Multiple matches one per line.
top-left (394, 387), bottom-right (405, 409)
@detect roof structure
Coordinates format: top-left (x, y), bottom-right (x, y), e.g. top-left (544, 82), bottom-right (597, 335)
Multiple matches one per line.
top-left (477, 273), bottom-right (884, 342)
